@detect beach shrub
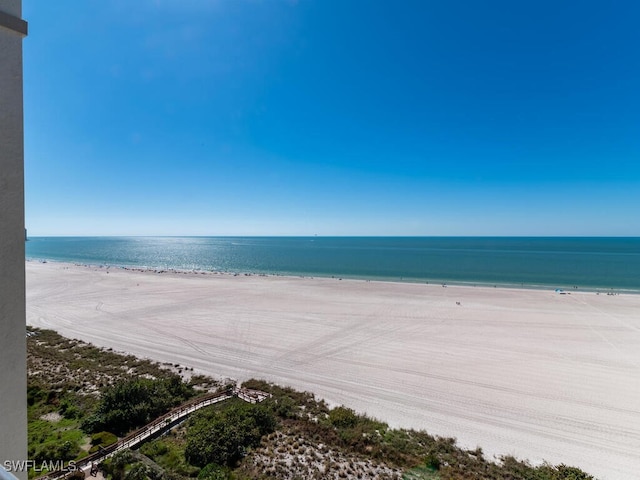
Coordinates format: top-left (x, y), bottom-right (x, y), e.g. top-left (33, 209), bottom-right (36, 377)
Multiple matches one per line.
top-left (271, 395), bottom-right (299, 419)
top-left (185, 402), bottom-right (276, 467)
top-left (88, 431), bottom-right (118, 453)
top-left (139, 440), bottom-right (169, 457)
top-left (32, 440), bottom-right (79, 463)
top-left (197, 463), bottom-right (231, 480)
top-left (59, 399), bottom-right (81, 420)
top-left (329, 406), bottom-right (358, 429)
top-left (27, 385), bottom-right (47, 406)
top-left (538, 464), bottom-right (595, 480)
top-left (140, 437), bottom-right (200, 478)
top-left (424, 452), bottom-right (441, 471)
top-left (82, 375), bottom-right (194, 436)
top-left (123, 462), bottom-right (149, 480)
top-left (101, 450), bottom-right (135, 480)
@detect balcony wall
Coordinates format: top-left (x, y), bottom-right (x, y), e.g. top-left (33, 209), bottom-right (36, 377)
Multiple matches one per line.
top-left (0, 1), bottom-right (27, 479)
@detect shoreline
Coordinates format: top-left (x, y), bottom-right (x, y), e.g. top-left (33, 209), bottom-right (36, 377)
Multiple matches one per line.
top-left (25, 257), bottom-right (640, 295)
top-left (26, 260), bottom-right (640, 480)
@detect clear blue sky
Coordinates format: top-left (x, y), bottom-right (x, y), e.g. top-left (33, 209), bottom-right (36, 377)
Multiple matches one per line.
top-left (23, 0), bottom-right (640, 236)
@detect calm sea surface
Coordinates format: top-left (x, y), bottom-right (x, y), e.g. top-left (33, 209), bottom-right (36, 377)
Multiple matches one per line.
top-left (26, 237), bottom-right (640, 291)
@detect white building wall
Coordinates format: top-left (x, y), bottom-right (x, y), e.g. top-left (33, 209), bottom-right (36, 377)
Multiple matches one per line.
top-left (0, 0), bottom-right (27, 478)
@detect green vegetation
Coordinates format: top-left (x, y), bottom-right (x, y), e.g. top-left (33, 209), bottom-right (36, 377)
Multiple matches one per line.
top-left (28, 328), bottom-right (596, 480)
top-left (185, 400), bottom-right (276, 467)
top-left (82, 376), bottom-right (194, 436)
top-left (100, 450), bottom-right (154, 480)
top-left (139, 433), bottom-right (199, 478)
top-left (27, 328), bottom-right (192, 392)
top-left (27, 384), bottom-right (89, 478)
top-left (89, 431), bottom-right (118, 453)
top-left (328, 406), bottom-right (359, 429)
top-left (197, 463), bottom-right (232, 480)
top-left (26, 328), bottom-right (216, 479)
top-left (28, 418), bottom-right (84, 464)
top-left (403, 465), bottom-right (441, 479)
top-left (236, 379), bottom-right (595, 480)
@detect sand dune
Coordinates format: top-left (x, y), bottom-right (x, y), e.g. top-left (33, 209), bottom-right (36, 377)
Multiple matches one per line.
top-left (26, 261), bottom-right (640, 480)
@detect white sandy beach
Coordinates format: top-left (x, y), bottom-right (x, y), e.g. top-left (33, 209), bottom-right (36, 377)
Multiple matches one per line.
top-left (26, 261), bottom-right (640, 480)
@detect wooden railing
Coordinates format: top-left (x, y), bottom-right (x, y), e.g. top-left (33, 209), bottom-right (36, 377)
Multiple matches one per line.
top-left (38, 387), bottom-right (270, 480)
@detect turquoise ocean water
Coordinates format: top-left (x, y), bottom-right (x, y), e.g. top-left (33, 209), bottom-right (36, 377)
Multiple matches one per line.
top-left (26, 237), bottom-right (640, 292)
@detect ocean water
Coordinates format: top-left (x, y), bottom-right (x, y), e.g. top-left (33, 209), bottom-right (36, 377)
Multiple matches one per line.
top-left (25, 237), bottom-right (640, 292)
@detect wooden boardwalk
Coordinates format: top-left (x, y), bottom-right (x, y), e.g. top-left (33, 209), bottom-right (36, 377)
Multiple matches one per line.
top-left (40, 387), bottom-right (270, 480)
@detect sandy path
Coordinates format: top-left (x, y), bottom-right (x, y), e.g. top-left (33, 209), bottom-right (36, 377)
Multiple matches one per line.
top-left (26, 261), bottom-right (640, 480)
